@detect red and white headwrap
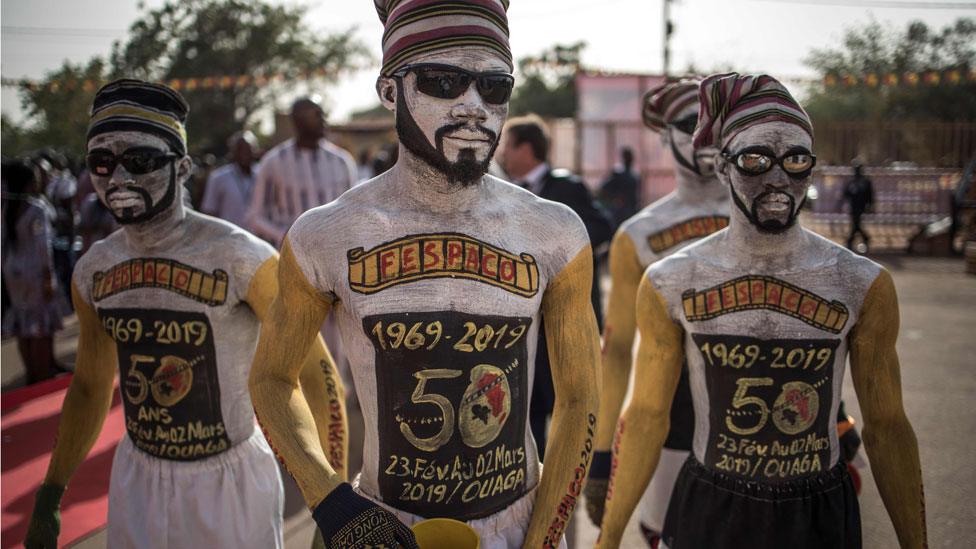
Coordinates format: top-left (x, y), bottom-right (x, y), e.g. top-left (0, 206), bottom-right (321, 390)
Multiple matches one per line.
top-left (693, 72), bottom-right (813, 150)
top-left (641, 79), bottom-right (700, 133)
top-left (375, 0), bottom-right (513, 77)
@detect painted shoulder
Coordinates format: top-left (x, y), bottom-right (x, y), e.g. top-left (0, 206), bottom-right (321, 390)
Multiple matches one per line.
top-left (186, 212), bottom-right (275, 258)
top-left (619, 193), bottom-right (681, 238)
top-left (805, 229), bottom-right (884, 289)
top-left (71, 231), bottom-right (127, 304)
top-left (488, 175), bottom-right (590, 266)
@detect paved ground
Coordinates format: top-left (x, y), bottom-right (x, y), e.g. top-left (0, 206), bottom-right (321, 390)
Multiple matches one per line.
top-left (3, 255), bottom-right (974, 548)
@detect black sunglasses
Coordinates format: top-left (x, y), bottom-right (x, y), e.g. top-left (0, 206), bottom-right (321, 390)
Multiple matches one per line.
top-left (87, 148), bottom-right (179, 176)
top-left (393, 63), bottom-right (515, 105)
top-left (669, 114), bottom-right (698, 135)
top-left (721, 146), bottom-right (816, 179)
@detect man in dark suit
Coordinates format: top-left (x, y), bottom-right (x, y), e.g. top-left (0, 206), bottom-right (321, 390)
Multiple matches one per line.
top-left (498, 114), bottom-right (614, 457)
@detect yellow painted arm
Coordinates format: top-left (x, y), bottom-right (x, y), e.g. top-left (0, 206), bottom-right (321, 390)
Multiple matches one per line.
top-left (44, 282), bottom-right (118, 486)
top-left (595, 231), bottom-right (644, 451)
top-left (246, 255), bottom-right (349, 481)
top-left (523, 246), bottom-right (602, 549)
top-left (597, 277), bottom-right (684, 548)
top-left (248, 238), bottom-right (343, 508)
top-left (849, 269), bottom-right (927, 548)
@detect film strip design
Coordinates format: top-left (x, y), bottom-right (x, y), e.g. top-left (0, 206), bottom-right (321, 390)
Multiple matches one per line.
top-left (647, 215), bottom-right (729, 254)
top-left (681, 275), bottom-right (849, 333)
top-left (347, 233), bottom-right (539, 297)
top-left (92, 258), bottom-right (228, 306)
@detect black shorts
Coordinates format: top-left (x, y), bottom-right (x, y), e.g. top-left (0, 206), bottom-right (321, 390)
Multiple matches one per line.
top-left (663, 362), bottom-right (694, 450)
top-left (662, 457), bottom-right (861, 549)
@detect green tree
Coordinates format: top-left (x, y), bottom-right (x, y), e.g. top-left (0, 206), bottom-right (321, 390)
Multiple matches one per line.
top-left (509, 42), bottom-right (585, 118)
top-left (109, 0), bottom-right (371, 154)
top-left (804, 18), bottom-right (976, 122)
top-left (4, 0), bottom-right (371, 159)
top-left (4, 58), bottom-right (107, 159)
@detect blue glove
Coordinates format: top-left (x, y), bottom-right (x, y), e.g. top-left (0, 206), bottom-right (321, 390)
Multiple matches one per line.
top-left (312, 483), bottom-right (419, 549)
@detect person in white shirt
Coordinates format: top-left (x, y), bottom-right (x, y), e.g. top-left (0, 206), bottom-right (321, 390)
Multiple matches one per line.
top-left (201, 131), bottom-right (258, 228)
top-left (246, 96), bottom-right (357, 246)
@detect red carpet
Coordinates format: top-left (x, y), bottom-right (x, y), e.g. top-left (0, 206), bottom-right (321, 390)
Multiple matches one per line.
top-left (2, 376), bottom-right (124, 548)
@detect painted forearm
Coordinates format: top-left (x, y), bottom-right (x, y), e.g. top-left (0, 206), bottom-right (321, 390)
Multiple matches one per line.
top-left (523, 247), bottom-right (602, 549)
top-left (597, 278), bottom-right (684, 548)
top-left (44, 283), bottom-right (117, 486)
top-left (849, 270), bottom-right (927, 548)
top-left (862, 417), bottom-right (926, 548)
top-left (595, 232), bottom-right (643, 451)
top-left (248, 239), bottom-right (342, 508)
top-left (299, 345), bottom-right (349, 480)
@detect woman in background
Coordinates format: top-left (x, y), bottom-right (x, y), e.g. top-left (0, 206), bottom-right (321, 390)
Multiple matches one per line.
top-left (2, 158), bottom-right (68, 384)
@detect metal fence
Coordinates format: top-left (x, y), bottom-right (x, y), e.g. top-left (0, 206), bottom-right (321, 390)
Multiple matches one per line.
top-left (813, 121), bottom-right (976, 169)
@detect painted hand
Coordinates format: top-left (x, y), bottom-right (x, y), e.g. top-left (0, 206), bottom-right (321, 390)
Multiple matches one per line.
top-left (312, 483), bottom-right (419, 549)
top-left (24, 484), bottom-right (65, 549)
top-left (583, 450), bottom-right (612, 526)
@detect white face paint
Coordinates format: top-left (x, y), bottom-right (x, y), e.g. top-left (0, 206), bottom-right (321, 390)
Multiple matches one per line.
top-left (87, 131), bottom-right (186, 224)
top-left (718, 122), bottom-right (814, 233)
top-left (377, 47), bottom-right (509, 185)
top-left (407, 49), bottom-right (508, 163)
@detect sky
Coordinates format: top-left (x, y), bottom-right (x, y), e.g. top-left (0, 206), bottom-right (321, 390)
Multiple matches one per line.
top-left (2, 0), bottom-right (972, 127)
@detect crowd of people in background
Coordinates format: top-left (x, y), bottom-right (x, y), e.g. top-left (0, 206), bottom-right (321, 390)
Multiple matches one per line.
top-left (11, 94), bottom-right (875, 391)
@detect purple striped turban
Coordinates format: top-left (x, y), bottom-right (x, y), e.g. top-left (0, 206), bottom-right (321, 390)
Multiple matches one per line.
top-left (375, 0), bottom-right (513, 77)
top-left (693, 73), bottom-right (813, 150)
top-left (642, 79), bottom-right (700, 133)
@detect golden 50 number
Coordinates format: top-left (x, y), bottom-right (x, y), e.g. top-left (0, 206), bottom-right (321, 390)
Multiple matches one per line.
top-left (370, 319), bottom-right (527, 353)
top-left (698, 340), bottom-right (833, 371)
top-left (102, 315), bottom-right (208, 346)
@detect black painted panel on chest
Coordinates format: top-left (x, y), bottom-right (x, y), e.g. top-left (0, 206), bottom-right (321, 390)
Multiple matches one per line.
top-left (691, 333), bottom-right (841, 482)
top-left (99, 307), bottom-right (230, 461)
top-left (366, 311), bottom-right (531, 520)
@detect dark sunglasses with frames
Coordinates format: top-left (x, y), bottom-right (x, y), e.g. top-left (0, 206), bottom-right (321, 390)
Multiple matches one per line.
top-left (87, 148), bottom-right (179, 177)
top-left (669, 113), bottom-right (698, 136)
top-left (721, 146), bottom-right (817, 179)
top-left (393, 63), bottom-right (515, 105)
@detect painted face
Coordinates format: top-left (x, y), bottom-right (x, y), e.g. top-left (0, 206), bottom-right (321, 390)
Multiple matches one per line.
top-left (720, 122), bottom-right (814, 234)
top-left (665, 104), bottom-right (718, 182)
top-left (87, 131), bottom-right (181, 225)
top-left (393, 48), bottom-right (510, 186)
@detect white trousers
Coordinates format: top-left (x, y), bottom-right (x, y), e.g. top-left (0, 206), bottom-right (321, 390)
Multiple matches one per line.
top-left (107, 428), bottom-right (284, 549)
top-left (352, 475), bottom-right (567, 549)
top-left (638, 447), bottom-right (690, 535)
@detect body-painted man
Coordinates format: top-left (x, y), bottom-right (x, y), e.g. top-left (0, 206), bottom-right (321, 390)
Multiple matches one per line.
top-left (24, 79), bottom-right (345, 549)
top-left (583, 80), bottom-right (730, 547)
top-left (597, 74), bottom-right (926, 549)
top-left (249, 1), bottom-right (600, 548)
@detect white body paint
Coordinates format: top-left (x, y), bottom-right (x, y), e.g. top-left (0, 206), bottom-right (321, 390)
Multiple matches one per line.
top-left (644, 122), bottom-right (883, 482)
top-left (285, 47), bottom-right (587, 544)
top-left (78, 131), bottom-right (284, 548)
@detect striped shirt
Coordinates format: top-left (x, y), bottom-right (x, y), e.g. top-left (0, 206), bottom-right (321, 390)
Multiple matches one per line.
top-left (246, 138), bottom-right (357, 246)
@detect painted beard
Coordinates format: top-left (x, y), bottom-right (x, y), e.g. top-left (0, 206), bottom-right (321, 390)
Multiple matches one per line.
top-left (395, 82), bottom-right (498, 187)
top-left (730, 187), bottom-right (804, 234)
top-left (102, 163), bottom-right (178, 225)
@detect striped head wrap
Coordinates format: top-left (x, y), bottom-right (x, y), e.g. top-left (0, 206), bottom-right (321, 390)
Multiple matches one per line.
top-left (88, 78), bottom-right (189, 155)
top-left (375, 0), bottom-right (513, 77)
top-left (642, 79), bottom-right (700, 133)
top-left (693, 73), bottom-right (812, 150)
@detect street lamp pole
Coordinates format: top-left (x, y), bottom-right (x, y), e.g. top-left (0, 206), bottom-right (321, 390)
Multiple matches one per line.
top-left (663, 0), bottom-right (673, 77)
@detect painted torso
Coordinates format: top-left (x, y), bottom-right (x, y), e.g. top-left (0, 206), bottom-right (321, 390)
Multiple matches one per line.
top-left (73, 213), bottom-right (276, 461)
top-left (287, 175), bottom-right (588, 520)
top-left (621, 186), bottom-right (729, 268)
top-left (645, 229), bottom-right (881, 483)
